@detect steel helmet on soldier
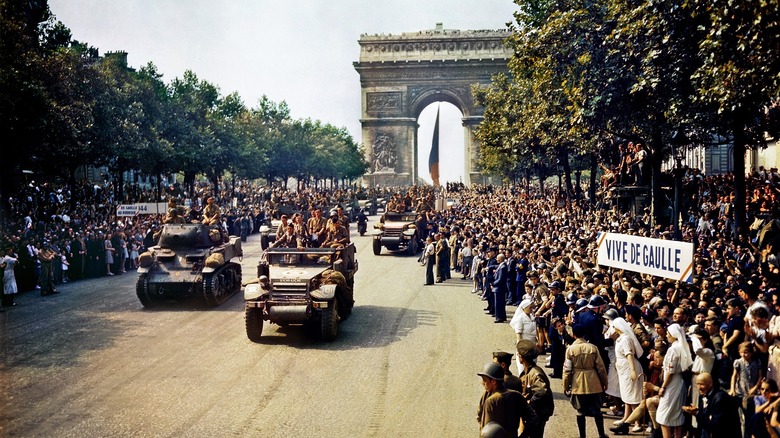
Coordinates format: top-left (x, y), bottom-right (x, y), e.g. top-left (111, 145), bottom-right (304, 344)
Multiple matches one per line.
top-left (588, 295), bottom-right (606, 309)
top-left (566, 292), bottom-right (578, 305)
top-left (476, 362), bottom-right (504, 381)
top-left (575, 298), bottom-right (589, 312)
top-left (603, 308), bottom-right (620, 321)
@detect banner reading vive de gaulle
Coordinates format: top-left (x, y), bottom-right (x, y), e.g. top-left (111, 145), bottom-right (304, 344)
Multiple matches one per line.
top-left (596, 232), bottom-right (695, 282)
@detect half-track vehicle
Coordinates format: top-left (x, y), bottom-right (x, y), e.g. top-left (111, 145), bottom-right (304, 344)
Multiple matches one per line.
top-left (136, 223), bottom-right (242, 307)
top-left (371, 212), bottom-right (421, 256)
top-left (244, 243), bottom-right (357, 342)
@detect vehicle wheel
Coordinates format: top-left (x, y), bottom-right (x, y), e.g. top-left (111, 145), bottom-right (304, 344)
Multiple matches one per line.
top-left (136, 274), bottom-right (155, 308)
top-left (320, 298), bottom-right (339, 341)
top-left (245, 307), bottom-right (263, 342)
top-left (407, 236), bottom-right (418, 256)
top-left (337, 286), bottom-right (353, 321)
top-left (372, 239), bottom-right (381, 255)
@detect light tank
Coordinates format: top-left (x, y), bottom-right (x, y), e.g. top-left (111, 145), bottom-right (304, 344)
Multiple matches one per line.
top-left (136, 223), bottom-right (242, 307)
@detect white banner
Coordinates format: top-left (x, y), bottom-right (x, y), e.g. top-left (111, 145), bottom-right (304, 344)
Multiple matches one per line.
top-left (596, 232), bottom-right (694, 282)
top-left (116, 203), bottom-right (169, 217)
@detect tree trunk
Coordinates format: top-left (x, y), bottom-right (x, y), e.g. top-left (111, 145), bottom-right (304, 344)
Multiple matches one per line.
top-left (732, 121), bottom-right (747, 243)
top-left (561, 149), bottom-right (573, 197)
top-left (649, 128), bottom-right (664, 228)
top-left (589, 154), bottom-right (597, 204)
top-left (538, 165), bottom-right (545, 194)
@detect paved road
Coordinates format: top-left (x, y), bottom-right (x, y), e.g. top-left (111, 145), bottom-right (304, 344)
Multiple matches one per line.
top-left (0, 219), bottom-right (611, 437)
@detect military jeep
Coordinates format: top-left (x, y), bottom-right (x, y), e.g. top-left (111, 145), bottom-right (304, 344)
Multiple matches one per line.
top-left (243, 243), bottom-right (358, 342)
top-left (371, 212), bottom-right (421, 256)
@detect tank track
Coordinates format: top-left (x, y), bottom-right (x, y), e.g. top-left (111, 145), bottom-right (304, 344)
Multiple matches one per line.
top-left (136, 274), bottom-right (155, 308)
top-left (202, 263), bottom-right (242, 307)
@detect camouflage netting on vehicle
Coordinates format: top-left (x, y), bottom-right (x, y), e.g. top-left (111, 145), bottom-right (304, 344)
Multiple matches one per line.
top-left (139, 252), bottom-right (153, 268)
top-left (322, 269), bottom-right (349, 291)
top-left (205, 253), bottom-right (224, 268)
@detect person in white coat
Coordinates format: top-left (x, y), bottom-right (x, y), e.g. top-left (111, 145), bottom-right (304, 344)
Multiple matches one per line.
top-left (1, 247), bottom-right (19, 309)
top-left (510, 299), bottom-right (538, 375)
top-left (609, 317), bottom-right (645, 434)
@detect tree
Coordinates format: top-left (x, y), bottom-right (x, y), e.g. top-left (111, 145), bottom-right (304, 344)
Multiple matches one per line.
top-left (691, 0), bottom-right (780, 240)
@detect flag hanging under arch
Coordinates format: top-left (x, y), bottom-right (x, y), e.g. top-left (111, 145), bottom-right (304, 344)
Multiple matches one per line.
top-left (428, 107), bottom-right (440, 186)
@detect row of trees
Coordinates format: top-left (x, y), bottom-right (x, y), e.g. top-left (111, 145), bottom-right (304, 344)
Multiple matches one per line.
top-left (474, 0), bottom-right (779, 236)
top-left (0, 1), bottom-right (368, 200)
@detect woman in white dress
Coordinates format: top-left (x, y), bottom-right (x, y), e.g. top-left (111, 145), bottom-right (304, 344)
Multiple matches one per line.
top-left (603, 309), bottom-right (623, 417)
top-left (2, 247), bottom-right (19, 308)
top-left (510, 299), bottom-right (537, 374)
top-left (609, 317), bottom-right (645, 434)
top-left (656, 323), bottom-right (693, 438)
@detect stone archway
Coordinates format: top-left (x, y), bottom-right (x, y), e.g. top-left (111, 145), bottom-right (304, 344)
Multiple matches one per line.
top-left (354, 24), bottom-right (511, 186)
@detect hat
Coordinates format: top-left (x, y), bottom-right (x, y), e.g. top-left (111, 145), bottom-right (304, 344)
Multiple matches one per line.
top-left (587, 295), bottom-right (606, 309)
top-left (493, 351), bottom-right (513, 364)
top-left (603, 308), bottom-right (619, 321)
top-left (550, 280), bottom-right (564, 290)
top-left (477, 362), bottom-right (504, 381)
top-left (519, 299), bottom-right (533, 310)
top-left (593, 273), bottom-right (605, 280)
top-left (527, 271), bottom-right (539, 278)
top-left (515, 339), bottom-right (539, 360)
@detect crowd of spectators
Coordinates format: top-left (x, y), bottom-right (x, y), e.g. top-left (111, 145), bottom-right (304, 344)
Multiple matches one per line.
top-left (0, 178), bottom-right (397, 295)
top-left (4, 164), bottom-right (780, 436)
top-left (422, 166), bottom-right (780, 438)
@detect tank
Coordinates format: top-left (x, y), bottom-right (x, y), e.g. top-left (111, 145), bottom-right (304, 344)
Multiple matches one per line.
top-left (136, 223), bottom-right (243, 307)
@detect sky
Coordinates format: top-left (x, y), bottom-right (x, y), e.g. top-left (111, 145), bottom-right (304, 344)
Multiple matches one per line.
top-left (47, 0), bottom-right (518, 184)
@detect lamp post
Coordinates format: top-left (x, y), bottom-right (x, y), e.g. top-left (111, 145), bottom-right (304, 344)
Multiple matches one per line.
top-left (671, 130), bottom-right (688, 241)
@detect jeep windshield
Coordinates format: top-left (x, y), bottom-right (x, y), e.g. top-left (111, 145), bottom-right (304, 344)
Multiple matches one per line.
top-left (266, 248), bottom-right (336, 266)
top-left (384, 213), bottom-right (417, 222)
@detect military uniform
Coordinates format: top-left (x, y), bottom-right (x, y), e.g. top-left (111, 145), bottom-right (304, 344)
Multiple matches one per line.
top-left (477, 388), bottom-right (539, 438)
top-left (202, 202), bottom-right (220, 225)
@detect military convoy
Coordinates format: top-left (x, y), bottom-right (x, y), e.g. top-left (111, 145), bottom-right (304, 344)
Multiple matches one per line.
top-left (136, 223), bottom-right (243, 307)
top-left (371, 212), bottom-right (421, 255)
top-left (243, 243), bottom-right (358, 342)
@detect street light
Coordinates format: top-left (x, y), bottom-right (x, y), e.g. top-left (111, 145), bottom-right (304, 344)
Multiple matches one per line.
top-left (670, 130), bottom-right (688, 241)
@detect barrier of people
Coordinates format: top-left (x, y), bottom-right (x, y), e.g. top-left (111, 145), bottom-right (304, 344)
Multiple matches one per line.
top-left (596, 232), bottom-right (694, 282)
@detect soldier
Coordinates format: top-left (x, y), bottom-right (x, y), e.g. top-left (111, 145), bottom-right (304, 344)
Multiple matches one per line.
top-left (563, 324), bottom-right (609, 438)
top-left (202, 196), bottom-right (220, 226)
top-left (163, 208), bottom-right (186, 224)
top-left (493, 351), bottom-right (523, 391)
top-left (516, 340), bottom-right (554, 438)
top-left (336, 206), bottom-right (350, 232)
top-left (476, 362), bottom-right (539, 438)
top-left (322, 214), bottom-right (349, 248)
top-left (307, 207), bottom-right (328, 247)
top-left (38, 242), bottom-right (59, 296)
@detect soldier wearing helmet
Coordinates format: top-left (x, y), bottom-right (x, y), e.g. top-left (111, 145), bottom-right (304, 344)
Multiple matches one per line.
top-left (476, 362), bottom-right (539, 437)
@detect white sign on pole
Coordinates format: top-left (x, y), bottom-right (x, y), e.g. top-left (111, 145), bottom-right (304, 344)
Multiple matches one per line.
top-left (116, 203), bottom-right (169, 217)
top-left (596, 232), bottom-right (694, 282)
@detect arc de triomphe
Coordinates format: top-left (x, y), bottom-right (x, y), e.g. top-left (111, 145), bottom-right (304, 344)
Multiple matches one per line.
top-left (354, 24), bottom-right (511, 186)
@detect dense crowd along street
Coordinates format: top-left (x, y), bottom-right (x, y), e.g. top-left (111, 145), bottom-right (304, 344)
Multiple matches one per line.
top-left (2, 168), bottom-right (780, 437)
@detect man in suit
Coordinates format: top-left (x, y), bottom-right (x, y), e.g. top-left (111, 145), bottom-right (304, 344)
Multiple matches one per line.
top-left (682, 372), bottom-right (740, 438)
top-left (492, 254), bottom-right (508, 323)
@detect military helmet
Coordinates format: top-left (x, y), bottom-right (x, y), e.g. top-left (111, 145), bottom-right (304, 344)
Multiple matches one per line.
top-left (603, 308), bottom-right (620, 321)
top-left (481, 421), bottom-right (508, 438)
top-left (588, 295), bottom-right (606, 309)
top-left (477, 362), bottom-right (504, 381)
top-left (575, 298), bottom-right (589, 312)
top-left (566, 292), bottom-right (578, 305)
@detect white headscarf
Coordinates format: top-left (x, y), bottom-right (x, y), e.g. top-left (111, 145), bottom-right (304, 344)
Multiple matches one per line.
top-left (667, 323), bottom-right (693, 371)
top-left (611, 317), bottom-right (643, 358)
top-left (519, 299), bottom-right (533, 310)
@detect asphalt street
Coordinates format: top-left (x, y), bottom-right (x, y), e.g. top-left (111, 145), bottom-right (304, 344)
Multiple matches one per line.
top-left (0, 216), bottom-right (612, 437)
